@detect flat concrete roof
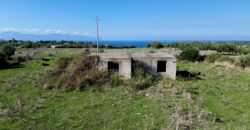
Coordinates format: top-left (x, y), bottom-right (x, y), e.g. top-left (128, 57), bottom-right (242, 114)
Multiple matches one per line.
top-left (92, 53), bottom-right (175, 59)
top-left (131, 53), bottom-right (175, 58)
top-left (92, 53), bottom-right (131, 59)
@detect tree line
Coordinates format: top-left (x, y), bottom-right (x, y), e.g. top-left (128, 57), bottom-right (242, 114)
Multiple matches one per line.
top-left (147, 41), bottom-right (250, 54)
top-left (0, 44), bottom-right (16, 67)
top-left (0, 39), bottom-right (136, 49)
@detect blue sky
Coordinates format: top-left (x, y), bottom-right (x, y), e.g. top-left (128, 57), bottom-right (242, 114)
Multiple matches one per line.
top-left (0, 0), bottom-right (250, 40)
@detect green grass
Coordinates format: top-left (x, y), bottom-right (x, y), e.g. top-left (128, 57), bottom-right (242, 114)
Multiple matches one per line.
top-left (174, 62), bottom-right (250, 129)
top-left (1, 49), bottom-right (250, 129)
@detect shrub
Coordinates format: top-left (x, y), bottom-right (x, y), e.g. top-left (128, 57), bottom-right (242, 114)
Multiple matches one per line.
top-left (180, 48), bottom-right (199, 62)
top-left (0, 53), bottom-right (6, 65)
top-left (132, 60), bottom-right (153, 78)
top-left (206, 54), bottom-right (221, 63)
top-left (236, 54), bottom-right (250, 69)
top-left (0, 44), bottom-right (15, 58)
top-left (205, 54), bottom-right (235, 64)
top-left (197, 55), bottom-right (206, 62)
top-left (84, 48), bottom-right (90, 54)
top-left (8, 56), bottom-right (27, 66)
top-left (128, 60), bottom-right (156, 90)
top-left (55, 57), bottom-right (72, 71)
top-left (38, 54), bottom-right (116, 91)
top-left (149, 50), bottom-right (155, 53)
top-left (152, 42), bottom-right (164, 49)
top-left (0, 44), bottom-right (16, 67)
top-left (146, 43), bottom-right (151, 48)
top-left (14, 56), bottom-right (27, 63)
top-left (218, 56), bottom-right (235, 63)
top-left (48, 53), bottom-right (54, 57)
top-left (240, 48), bottom-right (250, 55)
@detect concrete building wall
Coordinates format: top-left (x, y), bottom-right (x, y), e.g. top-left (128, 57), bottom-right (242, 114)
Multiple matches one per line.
top-left (95, 53), bottom-right (176, 80)
top-left (119, 59), bottom-right (132, 79)
top-left (131, 57), bottom-right (176, 79)
top-left (165, 59), bottom-right (176, 79)
top-left (97, 58), bottom-right (132, 79)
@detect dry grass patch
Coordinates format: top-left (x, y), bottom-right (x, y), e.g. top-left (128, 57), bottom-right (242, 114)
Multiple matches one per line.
top-left (37, 54), bottom-right (113, 91)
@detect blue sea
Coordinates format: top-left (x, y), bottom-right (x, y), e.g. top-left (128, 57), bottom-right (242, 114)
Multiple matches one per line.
top-left (94, 40), bottom-right (179, 48)
top-left (91, 40), bottom-right (228, 48)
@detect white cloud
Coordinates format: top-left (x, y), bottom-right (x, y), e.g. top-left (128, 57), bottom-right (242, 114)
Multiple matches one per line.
top-left (0, 27), bottom-right (90, 36)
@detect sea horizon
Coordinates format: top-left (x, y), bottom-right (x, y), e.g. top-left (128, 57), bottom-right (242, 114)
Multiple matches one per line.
top-left (92, 40), bottom-right (250, 48)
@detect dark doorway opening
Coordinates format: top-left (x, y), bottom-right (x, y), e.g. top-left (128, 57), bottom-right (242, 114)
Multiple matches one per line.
top-left (108, 61), bottom-right (119, 72)
top-left (157, 61), bottom-right (166, 72)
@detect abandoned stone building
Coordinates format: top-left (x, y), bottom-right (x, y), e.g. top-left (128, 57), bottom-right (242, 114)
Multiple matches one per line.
top-left (94, 53), bottom-right (176, 79)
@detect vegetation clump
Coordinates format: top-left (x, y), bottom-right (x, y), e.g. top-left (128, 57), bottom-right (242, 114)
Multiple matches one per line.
top-left (147, 42), bottom-right (164, 49)
top-left (236, 54), bottom-right (250, 69)
top-left (206, 54), bottom-right (235, 63)
top-left (179, 48), bottom-right (200, 62)
top-left (218, 56), bottom-right (235, 63)
top-left (165, 42), bottom-right (240, 54)
top-left (0, 44), bottom-right (16, 67)
top-left (205, 54), bottom-right (221, 63)
top-left (38, 54), bottom-right (112, 91)
top-left (128, 60), bottom-right (156, 90)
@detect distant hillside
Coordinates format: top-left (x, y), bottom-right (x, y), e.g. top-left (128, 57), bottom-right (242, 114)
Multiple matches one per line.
top-left (0, 31), bottom-right (94, 41)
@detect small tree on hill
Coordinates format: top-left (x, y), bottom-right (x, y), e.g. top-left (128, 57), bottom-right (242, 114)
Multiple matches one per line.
top-left (0, 44), bottom-right (16, 66)
top-left (180, 48), bottom-right (199, 62)
top-left (0, 44), bottom-right (16, 58)
top-left (146, 43), bottom-right (151, 48)
top-left (237, 54), bottom-right (250, 69)
top-left (0, 53), bottom-right (6, 64)
top-left (152, 42), bottom-right (164, 49)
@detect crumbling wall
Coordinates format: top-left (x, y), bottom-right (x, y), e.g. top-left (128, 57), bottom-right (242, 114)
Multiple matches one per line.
top-left (98, 58), bottom-right (131, 79)
top-left (96, 53), bottom-right (176, 80)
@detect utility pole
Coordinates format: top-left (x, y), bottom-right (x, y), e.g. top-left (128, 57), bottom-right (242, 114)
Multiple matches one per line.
top-left (96, 16), bottom-right (100, 54)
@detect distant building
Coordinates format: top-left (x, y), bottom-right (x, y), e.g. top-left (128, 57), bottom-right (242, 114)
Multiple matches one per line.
top-left (50, 45), bottom-right (63, 48)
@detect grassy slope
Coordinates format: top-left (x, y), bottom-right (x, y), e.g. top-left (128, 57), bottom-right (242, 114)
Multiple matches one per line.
top-left (0, 49), bottom-right (250, 130)
top-left (175, 62), bottom-right (250, 129)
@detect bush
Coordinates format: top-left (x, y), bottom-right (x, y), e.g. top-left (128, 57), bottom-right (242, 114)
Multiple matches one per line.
top-left (0, 53), bottom-right (6, 64)
top-left (240, 48), bottom-right (250, 55)
top-left (0, 44), bottom-right (15, 58)
top-left (218, 56), bottom-right (235, 63)
top-left (206, 54), bottom-right (221, 63)
top-left (180, 48), bottom-right (200, 62)
top-left (146, 43), bottom-right (151, 48)
top-left (84, 48), bottom-right (90, 54)
top-left (8, 56), bottom-right (27, 65)
top-left (0, 44), bottom-right (16, 67)
top-left (206, 54), bottom-right (235, 64)
top-left (128, 60), bottom-right (156, 90)
top-left (55, 57), bottom-right (72, 71)
top-left (132, 60), bottom-right (153, 78)
top-left (236, 54), bottom-right (250, 69)
top-left (152, 42), bottom-right (164, 49)
top-left (38, 54), bottom-right (120, 91)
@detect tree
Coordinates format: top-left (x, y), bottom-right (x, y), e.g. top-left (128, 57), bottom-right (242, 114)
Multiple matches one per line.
top-left (152, 42), bottom-right (164, 49)
top-left (179, 48), bottom-right (199, 62)
top-left (0, 53), bottom-right (6, 64)
top-left (0, 44), bottom-right (16, 58)
top-left (237, 54), bottom-right (250, 69)
top-left (146, 43), bottom-right (151, 48)
top-left (0, 44), bottom-right (16, 67)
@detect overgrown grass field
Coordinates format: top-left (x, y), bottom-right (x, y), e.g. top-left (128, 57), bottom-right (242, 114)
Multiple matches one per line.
top-left (1, 49), bottom-right (250, 130)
